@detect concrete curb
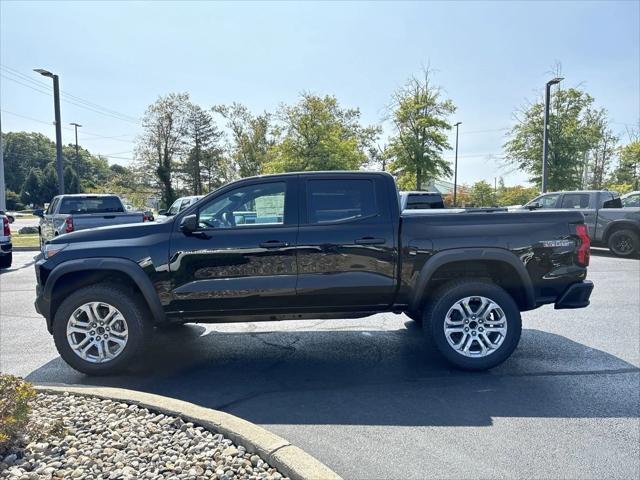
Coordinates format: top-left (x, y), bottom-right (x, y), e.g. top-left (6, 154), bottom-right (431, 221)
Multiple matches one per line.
top-left (35, 384), bottom-right (341, 480)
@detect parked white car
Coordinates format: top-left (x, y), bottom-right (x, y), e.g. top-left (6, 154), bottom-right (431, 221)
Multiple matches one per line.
top-left (156, 195), bottom-right (204, 221)
top-left (0, 213), bottom-right (12, 269)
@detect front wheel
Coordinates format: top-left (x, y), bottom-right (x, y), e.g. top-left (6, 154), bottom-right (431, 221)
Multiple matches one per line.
top-left (423, 280), bottom-right (522, 370)
top-left (608, 229), bottom-right (639, 257)
top-left (53, 283), bottom-right (151, 375)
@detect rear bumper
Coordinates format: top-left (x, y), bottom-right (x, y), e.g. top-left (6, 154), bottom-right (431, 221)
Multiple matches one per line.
top-left (554, 280), bottom-right (594, 309)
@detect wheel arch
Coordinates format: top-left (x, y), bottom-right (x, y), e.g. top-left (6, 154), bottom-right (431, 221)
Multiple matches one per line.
top-left (43, 258), bottom-right (166, 332)
top-left (602, 220), bottom-right (640, 242)
top-left (410, 248), bottom-right (536, 313)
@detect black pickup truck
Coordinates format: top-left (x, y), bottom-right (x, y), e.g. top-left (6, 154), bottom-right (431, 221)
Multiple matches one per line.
top-left (34, 171), bottom-right (593, 375)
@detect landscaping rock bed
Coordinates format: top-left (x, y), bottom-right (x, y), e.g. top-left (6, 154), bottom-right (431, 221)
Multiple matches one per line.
top-left (0, 392), bottom-right (288, 480)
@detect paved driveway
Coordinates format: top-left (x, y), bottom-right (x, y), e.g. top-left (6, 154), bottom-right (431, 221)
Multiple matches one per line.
top-left (1, 251), bottom-right (638, 479)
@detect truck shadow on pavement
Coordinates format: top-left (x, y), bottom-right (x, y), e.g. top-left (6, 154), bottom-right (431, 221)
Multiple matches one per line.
top-left (26, 322), bottom-right (640, 428)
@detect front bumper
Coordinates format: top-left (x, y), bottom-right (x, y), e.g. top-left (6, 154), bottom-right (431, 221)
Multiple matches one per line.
top-left (554, 280), bottom-right (594, 309)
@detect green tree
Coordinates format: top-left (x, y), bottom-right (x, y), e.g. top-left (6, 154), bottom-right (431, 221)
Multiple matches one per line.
top-left (387, 69), bottom-right (456, 190)
top-left (62, 145), bottom-right (111, 191)
top-left (213, 103), bottom-right (271, 177)
top-left (1, 132), bottom-right (54, 193)
top-left (610, 140), bottom-right (640, 189)
top-left (184, 104), bottom-right (223, 194)
top-left (469, 180), bottom-right (496, 207)
top-left (64, 166), bottom-right (81, 194)
top-left (40, 163), bottom-right (59, 205)
top-left (264, 93), bottom-right (379, 173)
top-left (496, 185), bottom-right (539, 206)
top-left (20, 168), bottom-right (43, 207)
top-left (200, 147), bottom-right (231, 192)
top-left (136, 92), bottom-right (190, 207)
top-left (504, 87), bottom-right (607, 190)
top-left (5, 190), bottom-right (23, 211)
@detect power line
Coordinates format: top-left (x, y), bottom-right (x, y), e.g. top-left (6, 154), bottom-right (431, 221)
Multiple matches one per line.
top-left (1, 109), bottom-right (136, 144)
top-left (1, 67), bottom-right (140, 124)
top-left (1, 65), bottom-right (140, 122)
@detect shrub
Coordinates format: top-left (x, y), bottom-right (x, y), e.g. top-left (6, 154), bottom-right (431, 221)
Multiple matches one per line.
top-left (0, 374), bottom-right (36, 452)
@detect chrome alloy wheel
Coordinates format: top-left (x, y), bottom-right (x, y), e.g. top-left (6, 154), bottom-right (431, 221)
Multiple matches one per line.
top-left (66, 302), bottom-right (128, 363)
top-left (443, 296), bottom-right (507, 358)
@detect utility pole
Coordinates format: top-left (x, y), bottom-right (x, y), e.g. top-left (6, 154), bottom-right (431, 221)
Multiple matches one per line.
top-left (453, 121), bottom-right (461, 206)
top-left (542, 77), bottom-right (563, 193)
top-left (0, 112), bottom-right (6, 212)
top-left (70, 123), bottom-right (82, 173)
top-left (34, 68), bottom-right (65, 195)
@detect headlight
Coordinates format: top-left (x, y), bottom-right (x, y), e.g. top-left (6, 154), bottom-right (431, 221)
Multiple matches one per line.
top-left (43, 243), bottom-right (69, 259)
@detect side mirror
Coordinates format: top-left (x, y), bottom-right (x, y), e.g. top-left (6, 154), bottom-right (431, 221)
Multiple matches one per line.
top-left (33, 209), bottom-right (44, 218)
top-left (527, 202), bottom-right (542, 210)
top-left (180, 214), bottom-right (198, 234)
top-left (158, 209), bottom-right (167, 216)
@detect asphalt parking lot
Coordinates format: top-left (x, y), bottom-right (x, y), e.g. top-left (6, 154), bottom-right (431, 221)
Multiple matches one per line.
top-left (1, 250), bottom-right (639, 479)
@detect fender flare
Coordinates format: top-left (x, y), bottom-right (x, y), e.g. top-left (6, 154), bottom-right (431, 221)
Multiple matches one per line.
top-left (409, 248), bottom-right (536, 312)
top-left (43, 257), bottom-right (166, 328)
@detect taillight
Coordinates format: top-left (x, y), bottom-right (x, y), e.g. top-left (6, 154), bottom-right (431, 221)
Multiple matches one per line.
top-left (143, 213), bottom-right (150, 222)
top-left (576, 224), bottom-right (590, 266)
top-left (64, 216), bottom-right (74, 233)
top-left (2, 217), bottom-right (9, 237)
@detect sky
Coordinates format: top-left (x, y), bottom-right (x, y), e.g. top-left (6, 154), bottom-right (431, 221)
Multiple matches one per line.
top-left (1, 0), bottom-right (638, 186)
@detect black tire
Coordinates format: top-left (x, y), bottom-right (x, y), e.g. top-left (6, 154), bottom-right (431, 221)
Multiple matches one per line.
top-left (422, 280), bottom-right (522, 371)
top-left (53, 283), bottom-right (152, 375)
top-left (608, 229), bottom-right (639, 257)
top-left (405, 311), bottom-right (423, 325)
top-left (0, 253), bottom-right (11, 269)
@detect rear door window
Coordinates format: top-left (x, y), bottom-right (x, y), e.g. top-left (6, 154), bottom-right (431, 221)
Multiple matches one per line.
top-left (560, 193), bottom-right (590, 209)
top-left (59, 196), bottom-right (124, 214)
top-left (306, 179), bottom-right (377, 224)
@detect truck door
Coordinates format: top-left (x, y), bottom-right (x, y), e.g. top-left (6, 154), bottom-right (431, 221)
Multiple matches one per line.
top-left (559, 193), bottom-right (595, 237)
top-left (295, 174), bottom-right (397, 310)
top-left (167, 177), bottom-right (299, 317)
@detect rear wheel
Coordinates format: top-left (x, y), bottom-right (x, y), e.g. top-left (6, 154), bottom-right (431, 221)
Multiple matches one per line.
top-left (423, 280), bottom-right (521, 370)
top-left (53, 283), bottom-right (151, 375)
top-left (608, 229), bottom-right (639, 257)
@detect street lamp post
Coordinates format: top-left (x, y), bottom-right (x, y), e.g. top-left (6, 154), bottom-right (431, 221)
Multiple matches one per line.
top-left (542, 77), bottom-right (564, 193)
top-left (34, 68), bottom-right (65, 195)
top-left (70, 122), bottom-right (82, 173)
top-left (453, 121), bottom-right (462, 207)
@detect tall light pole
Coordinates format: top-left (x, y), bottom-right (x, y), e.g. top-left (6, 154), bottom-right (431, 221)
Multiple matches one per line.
top-left (34, 68), bottom-right (65, 195)
top-left (542, 77), bottom-right (563, 193)
top-left (453, 121), bottom-right (462, 207)
top-left (70, 122), bottom-right (82, 173)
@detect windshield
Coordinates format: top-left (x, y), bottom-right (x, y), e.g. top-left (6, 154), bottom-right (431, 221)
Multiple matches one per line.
top-left (59, 196), bottom-right (124, 214)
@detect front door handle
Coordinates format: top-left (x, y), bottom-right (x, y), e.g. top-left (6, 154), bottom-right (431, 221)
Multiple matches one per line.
top-left (259, 240), bottom-right (289, 249)
top-left (355, 237), bottom-right (386, 245)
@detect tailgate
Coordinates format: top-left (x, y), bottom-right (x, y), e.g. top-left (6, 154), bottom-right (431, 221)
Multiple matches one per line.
top-left (72, 213), bottom-right (144, 230)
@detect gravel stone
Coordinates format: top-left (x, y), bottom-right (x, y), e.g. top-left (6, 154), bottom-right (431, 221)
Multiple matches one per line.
top-left (0, 393), bottom-right (289, 480)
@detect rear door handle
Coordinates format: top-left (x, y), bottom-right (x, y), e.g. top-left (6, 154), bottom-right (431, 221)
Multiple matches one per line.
top-left (355, 237), bottom-right (386, 245)
top-left (259, 240), bottom-right (289, 248)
